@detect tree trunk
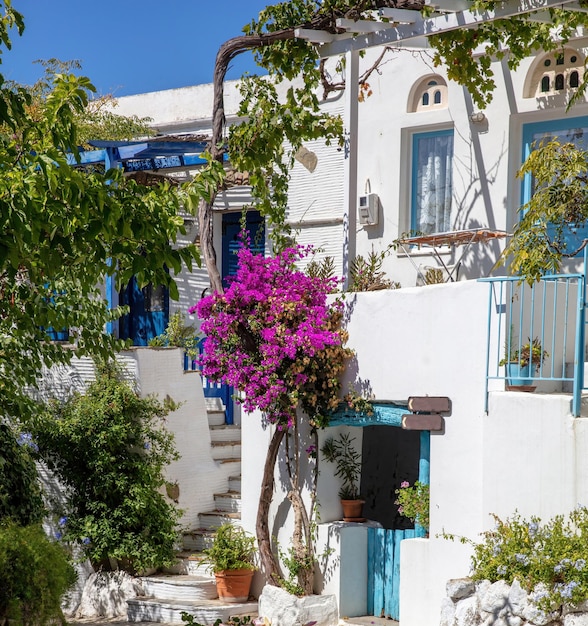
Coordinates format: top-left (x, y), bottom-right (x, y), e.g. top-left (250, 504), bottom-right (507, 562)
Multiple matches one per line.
top-left (199, 30), bottom-right (296, 295)
top-left (256, 426), bottom-right (286, 585)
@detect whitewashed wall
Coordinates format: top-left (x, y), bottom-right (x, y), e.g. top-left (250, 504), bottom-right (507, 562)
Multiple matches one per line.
top-left (239, 282), bottom-right (588, 626)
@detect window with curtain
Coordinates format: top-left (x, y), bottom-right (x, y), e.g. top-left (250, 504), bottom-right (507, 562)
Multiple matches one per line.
top-left (521, 116), bottom-right (588, 203)
top-left (411, 129), bottom-right (454, 234)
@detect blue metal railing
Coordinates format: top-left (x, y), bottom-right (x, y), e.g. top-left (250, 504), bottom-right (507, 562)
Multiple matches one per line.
top-left (481, 270), bottom-right (587, 417)
top-left (183, 338), bottom-right (234, 425)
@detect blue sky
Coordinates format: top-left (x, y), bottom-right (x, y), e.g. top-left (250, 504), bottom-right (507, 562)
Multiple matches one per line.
top-left (3, 1), bottom-right (271, 96)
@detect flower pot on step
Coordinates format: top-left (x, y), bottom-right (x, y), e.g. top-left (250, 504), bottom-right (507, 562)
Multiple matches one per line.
top-left (341, 498), bottom-right (365, 521)
top-left (214, 569), bottom-right (255, 603)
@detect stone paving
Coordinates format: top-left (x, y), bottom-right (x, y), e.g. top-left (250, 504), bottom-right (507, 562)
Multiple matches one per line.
top-left (68, 616), bottom-right (398, 626)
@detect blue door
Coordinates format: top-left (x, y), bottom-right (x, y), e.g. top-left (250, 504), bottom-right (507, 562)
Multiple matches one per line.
top-left (119, 278), bottom-right (169, 346)
top-left (197, 211), bottom-right (265, 424)
top-left (221, 211), bottom-right (265, 286)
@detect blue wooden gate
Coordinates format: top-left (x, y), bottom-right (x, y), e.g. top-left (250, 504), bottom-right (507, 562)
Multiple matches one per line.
top-left (367, 526), bottom-right (426, 619)
top-left (367, 430), bottom-right (430, 620)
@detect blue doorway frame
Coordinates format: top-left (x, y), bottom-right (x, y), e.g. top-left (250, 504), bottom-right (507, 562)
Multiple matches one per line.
top-left (329, 403), bottom-right (430, 621)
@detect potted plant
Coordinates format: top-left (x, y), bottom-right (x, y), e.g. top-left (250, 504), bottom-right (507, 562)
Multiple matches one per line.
top-left (321, 433), bottom-right (365, 521)
top-left (202, 523), bottom-right (256, 603)
top-left (499, 337), bottom-right (549, 388)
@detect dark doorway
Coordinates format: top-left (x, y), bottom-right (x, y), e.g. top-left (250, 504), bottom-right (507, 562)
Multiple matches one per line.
top-left (360, 425), bottom-right (421, 530)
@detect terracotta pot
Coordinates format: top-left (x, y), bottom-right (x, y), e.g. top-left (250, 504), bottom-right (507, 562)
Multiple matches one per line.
top-left (214, 569), bottom-right (254, 603)
top-left (341, 499), bottom-right (365, 521)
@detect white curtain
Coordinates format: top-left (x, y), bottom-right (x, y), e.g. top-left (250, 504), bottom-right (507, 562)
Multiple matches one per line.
top-left (415, 134), bottom-right (453, 234)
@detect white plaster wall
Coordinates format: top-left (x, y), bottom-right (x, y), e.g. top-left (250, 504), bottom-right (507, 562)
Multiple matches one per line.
top-left (241, 282), bottom-right (493, 620)
top-left (121, 347), bottom-right (224, 531)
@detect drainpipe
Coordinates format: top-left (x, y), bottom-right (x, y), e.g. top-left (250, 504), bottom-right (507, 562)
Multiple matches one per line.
top-left (342, 50), bottom-right (359, 290)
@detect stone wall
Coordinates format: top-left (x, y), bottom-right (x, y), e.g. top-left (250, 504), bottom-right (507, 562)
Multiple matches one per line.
top-left (441, 578), bottom-right (588, 626)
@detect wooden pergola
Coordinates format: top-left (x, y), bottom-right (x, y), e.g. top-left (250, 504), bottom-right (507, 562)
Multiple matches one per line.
top-left (295, 0), bottom-right (586, 55)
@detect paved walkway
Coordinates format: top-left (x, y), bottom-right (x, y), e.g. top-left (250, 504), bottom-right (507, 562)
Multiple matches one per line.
top-left (69, 616), bottom-right (398, 626)
top-left (341, 617), bottom-right (398, 626)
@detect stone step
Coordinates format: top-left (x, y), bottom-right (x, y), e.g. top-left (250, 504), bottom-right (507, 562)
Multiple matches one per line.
top-left (207, 411), bottom-right (226, 427)
top-left (211, 441), bottom-right (241, 460)
top-left (127, 597), bottom-right (257, 625)
top-left (169, 552), bottom-right (210, 577)
top-left (141, 575), bottom-right (216, 602)
top-left (214, 491), bottom-right (241, 513)
top-left (205, 397), bottom-right (226, 427)
top-left (182, 530), bottom-right (216, 553)
top-left (199, 511), bottom-right (241, 531)
top-left (228, 475), bottom-right (241, 492)
top-left (209, 424), bottom-right (241, 443)
top-left (205, 397), bottom-right (226, 413)
top-left (218, 458), bottom-right (241, 475)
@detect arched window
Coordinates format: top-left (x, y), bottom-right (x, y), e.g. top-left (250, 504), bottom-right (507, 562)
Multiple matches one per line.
top-left (409, 75), bottom-right (448, 112)
top-left (524, 48), bottom-right (585, 98)
top-left (570, 71), bottom-right (579, 88)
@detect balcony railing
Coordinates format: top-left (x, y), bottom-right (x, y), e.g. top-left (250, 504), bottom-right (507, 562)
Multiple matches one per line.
top-left (481, 272), bottom-right (586, 416)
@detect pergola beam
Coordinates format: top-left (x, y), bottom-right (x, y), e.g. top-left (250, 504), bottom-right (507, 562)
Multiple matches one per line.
top-left (314, 0), bottom-right (578, 57)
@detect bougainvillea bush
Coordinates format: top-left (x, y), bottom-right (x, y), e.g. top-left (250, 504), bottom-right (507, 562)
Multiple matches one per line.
top-left (192, 243), bottom-right (352, 593)
top-left (192, 245), bottom-right (351, 428)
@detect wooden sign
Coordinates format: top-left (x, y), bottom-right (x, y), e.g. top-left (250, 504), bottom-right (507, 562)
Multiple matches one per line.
top-left (407, 396), bottom-right (451, 414)
top-left (402, 413), bottom-right (444, 432)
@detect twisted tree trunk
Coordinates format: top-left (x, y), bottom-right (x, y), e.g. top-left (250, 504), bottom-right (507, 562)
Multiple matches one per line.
top-left (256, 426), bottom-right (286, 584)
top-left (198, 30), bottom-right (295, 294)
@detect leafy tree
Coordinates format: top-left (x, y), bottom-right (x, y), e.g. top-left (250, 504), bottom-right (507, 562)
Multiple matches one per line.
top-left (32, 362), bottom-right (181, 573)
top-left (501, 140), bottom-right (588, 283)
top-left (0, 1), bottom-right (204, 421)
top-left (15, 58), bottom-right (156, 148)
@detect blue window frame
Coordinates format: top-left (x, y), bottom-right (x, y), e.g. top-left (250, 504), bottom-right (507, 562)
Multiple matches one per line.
top-left (411, 129), bottom-right (454, 234)
top-left (521, 116), bottom-right (588, 205)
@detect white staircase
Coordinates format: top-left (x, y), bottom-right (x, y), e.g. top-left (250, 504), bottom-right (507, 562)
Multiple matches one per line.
top-left (127, 396), bottom-right (258, 624)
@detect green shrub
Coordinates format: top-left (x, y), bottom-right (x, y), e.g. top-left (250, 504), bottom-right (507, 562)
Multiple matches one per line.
top-left (0, 422), bottom-right (45, 525)
top-left (32, 361), bottom-right (181, 573)
top-left (467, 508), bottom-right (588, 610)
top-left (0, 522), bottom-right (76, 626)
top-left (395, 481), bottom-right (429, 532)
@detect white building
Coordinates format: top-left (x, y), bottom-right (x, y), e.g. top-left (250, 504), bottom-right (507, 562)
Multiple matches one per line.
top-left (96, 25), bottom-right (588, 626)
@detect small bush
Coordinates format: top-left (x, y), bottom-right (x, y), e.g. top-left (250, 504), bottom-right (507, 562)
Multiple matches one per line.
top-left (468, 508), bottom-right (588, 610)
top-left (148, 311), bottom-right (200, 359)
top-left (0, 423), bottom-right (45, 525)
top-left (395, 481), bottom-right (429, 532)
top-left (0, 522), bottom-right (76, 626)
top-left (32, 361), bottom-right (181, 573)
